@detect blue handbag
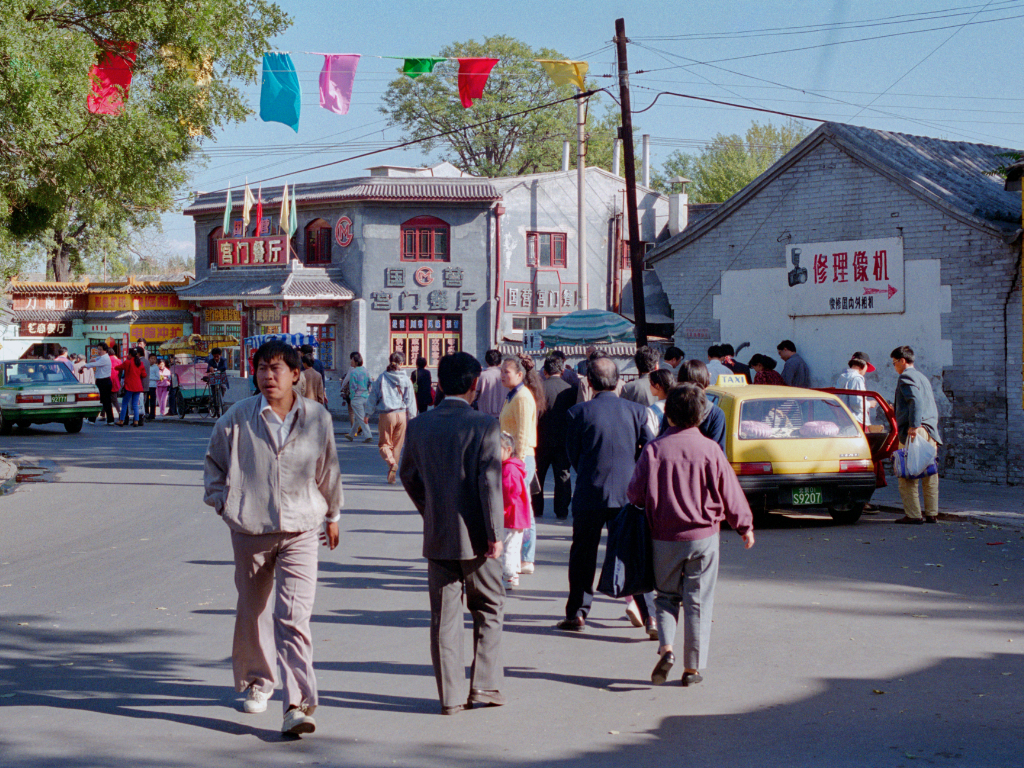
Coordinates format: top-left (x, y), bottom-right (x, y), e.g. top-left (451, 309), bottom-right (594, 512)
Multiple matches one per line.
top-left (597, 504), bottom-right (656, 598)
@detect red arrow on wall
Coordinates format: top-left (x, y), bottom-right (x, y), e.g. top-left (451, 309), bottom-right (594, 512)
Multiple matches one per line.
top-left (863, 284), bottom-right (898, 299)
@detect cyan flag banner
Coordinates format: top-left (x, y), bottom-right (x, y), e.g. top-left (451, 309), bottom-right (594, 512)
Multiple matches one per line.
top-left (260, 53), bottom-right (301, 132)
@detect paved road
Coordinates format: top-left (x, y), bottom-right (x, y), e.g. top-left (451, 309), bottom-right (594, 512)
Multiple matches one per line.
top-left (1, 420), bottom-right (1022, 767)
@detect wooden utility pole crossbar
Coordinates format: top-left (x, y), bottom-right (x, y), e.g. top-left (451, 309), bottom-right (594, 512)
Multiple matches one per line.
top-left (614, 17), bottom-right (648, 347)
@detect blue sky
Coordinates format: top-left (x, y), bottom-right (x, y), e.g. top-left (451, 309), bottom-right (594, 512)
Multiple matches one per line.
top-left (160, 0), bottom-right (1024, 255)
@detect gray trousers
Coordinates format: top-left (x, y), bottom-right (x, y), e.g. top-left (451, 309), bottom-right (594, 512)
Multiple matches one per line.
top-left (231, 529), bottom-right (319, 714)
top-left (653, 534), bottom-right (720, 670)
top-left (427, 556), bottom-right (505, 708)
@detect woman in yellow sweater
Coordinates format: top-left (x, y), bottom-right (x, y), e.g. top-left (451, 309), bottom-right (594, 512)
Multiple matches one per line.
top-left (499, 356), bottom-right (538, 573)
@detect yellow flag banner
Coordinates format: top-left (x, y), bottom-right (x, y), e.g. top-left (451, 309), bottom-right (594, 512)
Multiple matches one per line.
top-left (535, 59), bottom-right (588, 91)
top-left (159, 45), bottom-right (213, 136)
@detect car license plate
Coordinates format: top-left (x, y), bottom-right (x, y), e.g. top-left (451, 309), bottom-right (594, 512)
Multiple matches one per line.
top-left (792, 487), bottom-right (822, 505)
top-left (49, 394), bottom-right (67, 404)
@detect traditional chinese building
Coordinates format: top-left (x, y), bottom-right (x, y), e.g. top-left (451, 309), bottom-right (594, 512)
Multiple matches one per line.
top-left (647, 122), bottom-right (1024, 484)
top-left (181, 164), bottom-right (671, 376)
top-left (2, 277), bottom-right (193, 360)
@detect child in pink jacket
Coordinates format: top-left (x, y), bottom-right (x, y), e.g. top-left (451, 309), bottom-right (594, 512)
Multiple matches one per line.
top-left (501, 432), bottom-right (531, 588)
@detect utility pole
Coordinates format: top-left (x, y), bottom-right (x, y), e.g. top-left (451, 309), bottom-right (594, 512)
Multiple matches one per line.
top-left (614, 17), bottom-right (648, 347)
top-left (577, 94), bottom-right (588, 310)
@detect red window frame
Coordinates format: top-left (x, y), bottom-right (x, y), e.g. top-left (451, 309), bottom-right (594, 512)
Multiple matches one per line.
top-left (527, 232), bottom-right (567, 268)
top-left (207, 227), bottom-right (224, 267)
top-left (305, 220), bottom-right (332, 265)
top-left (400, 216), bottom-right (450, 262)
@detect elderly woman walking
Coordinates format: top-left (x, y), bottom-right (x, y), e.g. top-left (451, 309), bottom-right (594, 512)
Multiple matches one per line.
top-left (627, 383), bottom-right (755, 688)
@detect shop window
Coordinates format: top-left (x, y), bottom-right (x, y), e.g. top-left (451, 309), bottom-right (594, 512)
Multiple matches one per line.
top-left (511, 316), bottom-right (549, 331)
top-left (305, 219), bottom-right (332, 265)
top-left (401, 216), bottom-right (450, 262)
top-left (390, 314), bottom-right (461, 367)
top-left (527, 232), bottom-right (567, 268)
top-left (208, 226), bottom-right (224, 267)
top-left (308, 324), bottom-right (336, 370)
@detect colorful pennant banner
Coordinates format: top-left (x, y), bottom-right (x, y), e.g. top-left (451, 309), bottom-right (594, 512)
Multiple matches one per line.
top-left (87, 41), bottom-right (138, 116)
top-left (456, 58), bottom-right (500, 109)
top-left (319, 54), bottom-right (360, 115)
top-left (260, 53), bottom-right (301, 132)
top-left (535, 59), bottom-right (589, 91)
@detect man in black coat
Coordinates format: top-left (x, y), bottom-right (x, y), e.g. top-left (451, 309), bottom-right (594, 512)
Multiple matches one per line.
top-left (532, 356), bottom-right (577, 519)
top-left (557, 357), bottom-right (648, 630)
top-left (399, 352), bottom-right (506, 714)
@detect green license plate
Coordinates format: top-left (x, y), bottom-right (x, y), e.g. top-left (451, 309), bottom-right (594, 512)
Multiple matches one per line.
top-left (50, 394), bottom-right (67, 404)
top-left (792, 487), bottom-right (822, 505)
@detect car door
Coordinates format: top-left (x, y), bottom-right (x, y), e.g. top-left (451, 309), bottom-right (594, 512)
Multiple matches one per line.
top-left (816, 388), bottom-right (898, 487)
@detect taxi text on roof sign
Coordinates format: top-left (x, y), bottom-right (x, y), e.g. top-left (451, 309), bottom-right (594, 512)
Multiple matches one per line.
top-left (715, 374), bottom-right (748, 387)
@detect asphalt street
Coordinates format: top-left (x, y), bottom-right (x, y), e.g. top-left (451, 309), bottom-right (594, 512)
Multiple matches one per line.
top-left (1, 420), bottom-right (1022, 768)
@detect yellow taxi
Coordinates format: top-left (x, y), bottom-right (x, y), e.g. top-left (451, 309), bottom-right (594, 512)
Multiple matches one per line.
top-left (706, 377), bottom-right (897, 524)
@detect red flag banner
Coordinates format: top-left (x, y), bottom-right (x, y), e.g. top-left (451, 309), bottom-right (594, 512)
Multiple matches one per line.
top-left (87, 42), bottom-right (139, 115)
top-left (457, 58), bottom-right (499, 109)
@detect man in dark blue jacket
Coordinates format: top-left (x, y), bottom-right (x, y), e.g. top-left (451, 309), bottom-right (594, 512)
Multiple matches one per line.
top-left (558, 357), bottom-right (648, 630)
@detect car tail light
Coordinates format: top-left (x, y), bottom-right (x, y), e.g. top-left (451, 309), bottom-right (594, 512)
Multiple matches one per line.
top-left (735, 462), bottom-right (773, 475)
top-left (15, 394), bottom-right (44, 403)
top-left (76, 392), bottom-right (100, 402)
top-left (840, 459), bottom-right (875, 473)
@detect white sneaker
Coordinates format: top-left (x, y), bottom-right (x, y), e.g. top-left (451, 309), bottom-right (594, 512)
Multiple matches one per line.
top-left (505, 576), bottom-right (519, 588)
top-left (282, 706), bottom-right (317, 735)
top-left (243, 684), bottom-right (269, 714)
top-left (520, 562), bottom-right (535, 575)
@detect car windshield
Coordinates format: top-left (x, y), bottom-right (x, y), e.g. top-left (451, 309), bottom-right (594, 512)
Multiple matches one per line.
top-left (4, 361), bottom-right (78, 385)
top-left (738, 397), bottom-right (860, 439)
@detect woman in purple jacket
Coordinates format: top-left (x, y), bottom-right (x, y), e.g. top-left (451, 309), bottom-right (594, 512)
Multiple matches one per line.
top-left (627, 383), bottom-right (756, 688)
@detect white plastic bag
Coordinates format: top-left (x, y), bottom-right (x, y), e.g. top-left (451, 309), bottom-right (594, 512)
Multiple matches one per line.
top-left (905, 434), bottom-right (936, 477)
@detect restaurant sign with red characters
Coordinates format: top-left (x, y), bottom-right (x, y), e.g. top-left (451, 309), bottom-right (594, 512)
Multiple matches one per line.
top-left (785, 236), bottom-right (904, 317)
top-left (216, 235), bottom-right (290, 268)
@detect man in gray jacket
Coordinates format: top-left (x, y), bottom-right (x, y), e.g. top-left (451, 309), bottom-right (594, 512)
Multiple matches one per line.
top-left (399, 352), bottom-right (506, 715)
top-left (204, 340), bottom-right (343, 736)
top-left (891, 345), bottom-right (942, 525)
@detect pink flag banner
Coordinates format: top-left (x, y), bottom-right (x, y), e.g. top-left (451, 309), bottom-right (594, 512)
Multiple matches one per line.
top-left (319, 54), bottom-right (360, 115)
top-left (457, 58), bottom-right (499, 109)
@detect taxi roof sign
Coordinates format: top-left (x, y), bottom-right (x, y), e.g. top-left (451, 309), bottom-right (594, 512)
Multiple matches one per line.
top-left (714, 374), bottom-right (748, 387)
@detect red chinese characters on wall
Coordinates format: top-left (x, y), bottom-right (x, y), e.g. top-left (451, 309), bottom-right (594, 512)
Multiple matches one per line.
top-left (217, 236), bottom-right (289, 268)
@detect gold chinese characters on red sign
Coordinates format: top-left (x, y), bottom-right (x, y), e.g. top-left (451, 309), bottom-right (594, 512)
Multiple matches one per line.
top-left (216, 236), bottom-right (289, 268)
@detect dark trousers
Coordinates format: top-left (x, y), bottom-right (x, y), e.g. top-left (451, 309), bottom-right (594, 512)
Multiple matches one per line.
top-left (146, 388), bottom-right (157, 419)
top-left (532, 446), bottom-right (571, 519)
top-left (168, 387), bottom-right (178, 415)
top-left (427, 556), bottom-right (504, 709)
top-left (565, 506), bottom-right (619, 620)
top-left (96, 377), bottom-right (115, 423)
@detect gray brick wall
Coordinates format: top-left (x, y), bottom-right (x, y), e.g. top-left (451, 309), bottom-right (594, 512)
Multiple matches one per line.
top-left (655, 138), bottom-right (1023, 484)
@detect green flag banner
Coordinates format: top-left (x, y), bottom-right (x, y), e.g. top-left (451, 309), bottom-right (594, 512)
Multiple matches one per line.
top-left (389, 56), bottom-right (447, 78)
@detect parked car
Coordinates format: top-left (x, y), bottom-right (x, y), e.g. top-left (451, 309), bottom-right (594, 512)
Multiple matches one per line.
top-left (706, 383), bottom-right (898, 524)
top-left (0, 360), bottom-right (102, 434)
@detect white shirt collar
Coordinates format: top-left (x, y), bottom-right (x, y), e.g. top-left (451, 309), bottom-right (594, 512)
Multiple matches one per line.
top-left (259, 393), bottom-right (302, 449)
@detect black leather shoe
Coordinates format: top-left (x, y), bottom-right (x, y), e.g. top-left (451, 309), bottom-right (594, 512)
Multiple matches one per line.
top-left (681, 671), bottom-right (703, 687)
top-left (468, 689), bottom-right (506, 707)
top-left (923, 516), bottom-right (938, 524)
top-left (651, 652), bottom-right (675, 685)
top-left (555, 616), bottom-right (585, 632)
top-left (894, 516), bottom-right (925, 525)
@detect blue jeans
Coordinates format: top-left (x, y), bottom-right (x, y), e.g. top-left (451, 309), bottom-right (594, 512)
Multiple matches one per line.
top-left (521, 455), bottom-right (537, 563)
top-left (121, 391), bottom-right (141, 422)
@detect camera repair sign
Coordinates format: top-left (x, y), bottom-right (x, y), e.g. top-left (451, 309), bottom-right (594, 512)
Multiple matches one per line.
top-left (785, 237), bottom-right (904, 317)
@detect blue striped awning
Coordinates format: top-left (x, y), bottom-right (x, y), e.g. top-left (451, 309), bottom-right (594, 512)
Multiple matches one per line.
top-left (243, 333), bottom-right (319, 349)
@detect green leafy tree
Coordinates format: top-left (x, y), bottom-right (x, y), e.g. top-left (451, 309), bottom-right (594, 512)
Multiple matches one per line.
top-left (653, 120), bottom-right (809, 202)
top-left (379, 36), bottom-right (624, 177)
top-left (0, 0), bottom-right (290, 282)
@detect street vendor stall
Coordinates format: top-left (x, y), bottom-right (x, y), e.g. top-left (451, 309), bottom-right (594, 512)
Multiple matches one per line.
top-left (159, 334), bottom-right (238, 418)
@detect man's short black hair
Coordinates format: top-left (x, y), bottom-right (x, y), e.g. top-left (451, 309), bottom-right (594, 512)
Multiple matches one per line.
top-left (649, 368), bottom-right (674, 392)
top-left (438, 352), bottom-right (482, 396)
top-left (719, 343), bottom-right (735, 357)
top-left (484, 349), bottom-right (502, 367)
top-left (549, 350), bottom-right (566, 362)
top-left (300, 344), bottom-right (314, 355)
top-left (543, 356), bottom-right (564, 376)
top-left (634, 345), bottom-right (660, 374)
top-left (890, 345), bottom-right (915, 364)
top-left (587, 356), bottom-right (618, 392)
top-left (301, 354), bottom-right (315, 369)
top-left (847, 357), bottom-right (867, 370)
top-left (211, 347), bottom-right (223, 356)
top-left (707, 344), bottom-right (720, 358)
top-left (677, 359), bottom-right (710, 389)
top-left (665, 383), bottom-right (706, 430)
top-left (664, 346), bottom-right (684, 362)
top-left (777, 339), bottom-right (796, 353)
top-left (350, 351), bottom-right (363, 367)
top-left (254, 340), bottom-right (300, 371)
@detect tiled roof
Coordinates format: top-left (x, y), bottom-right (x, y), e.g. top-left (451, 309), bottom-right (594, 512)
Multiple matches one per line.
top-left (175, 268), bottom-right (354, 301)
top-left (8, 282), bottom-right (88, 294)
top-left (11, 310), bottom-right (87, 322)
top-left (499, 343), bottom-right (637, 357)
top-left (688, 203), bottom-right (720, 224)
top-left (649, 122), bottom-right (1023, 262)
top-left (85, 310), bottom-right (193, 323)
top-left (89, 282), bottom-right (190, 294)
top-left (184, 177), bottom-right (500, 216)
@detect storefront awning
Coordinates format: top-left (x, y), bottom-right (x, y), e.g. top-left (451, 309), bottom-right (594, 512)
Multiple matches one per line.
top-left (177, 270), bottom-right (355, 302)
